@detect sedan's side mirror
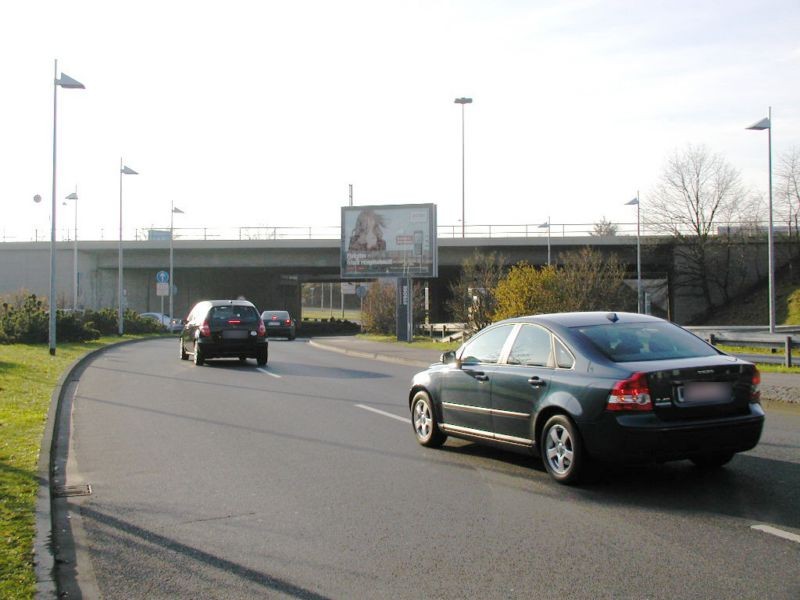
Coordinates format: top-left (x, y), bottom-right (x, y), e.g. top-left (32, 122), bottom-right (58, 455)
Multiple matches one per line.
top-left (441, 350), bottom-right (458, 365)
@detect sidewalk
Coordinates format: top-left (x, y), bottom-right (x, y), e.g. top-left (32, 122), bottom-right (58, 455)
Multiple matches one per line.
top-left (308, 336), bottom-right (799, 404)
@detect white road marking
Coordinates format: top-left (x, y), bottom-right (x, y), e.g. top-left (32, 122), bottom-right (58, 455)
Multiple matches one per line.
top-left (751, 524), bottom-right (800, 544)
top-left (257, 368), bottom-right (282, 378)
top-left (355, 404), bottom-right (408, 423)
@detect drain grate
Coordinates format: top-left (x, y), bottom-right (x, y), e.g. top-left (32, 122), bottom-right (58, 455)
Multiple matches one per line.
top-left (53, 484), bottom-right (92, 498)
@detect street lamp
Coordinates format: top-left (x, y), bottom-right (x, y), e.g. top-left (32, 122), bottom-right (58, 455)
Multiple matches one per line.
top-left (625, 194), bottom-right (642, 313)
top-left (119, 161), bottom-right (138, 335)
top-left (454, 97), bottom-right (472, 238)
top-left (64, 190), bottom-right (79, 310)
top-left (538, 218), bottom-right (551, 266)
top-left (747, 109), bottom-right (775, 333)
top-left (50, 60), bottom-right (84, 355)
top-left (169, 202), bottom-right (184, 326)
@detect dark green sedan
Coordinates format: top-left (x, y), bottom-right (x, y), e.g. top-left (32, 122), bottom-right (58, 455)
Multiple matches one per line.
top-left (409, 312), bottom-right (764, 484)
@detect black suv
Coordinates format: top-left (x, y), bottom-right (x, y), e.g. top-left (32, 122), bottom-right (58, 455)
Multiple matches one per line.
top-left (180, 300), bottom-right (268, 366)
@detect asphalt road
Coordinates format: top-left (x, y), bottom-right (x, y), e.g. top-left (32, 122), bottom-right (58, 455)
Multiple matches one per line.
top-left (63, 338), bottom-right (800, 599)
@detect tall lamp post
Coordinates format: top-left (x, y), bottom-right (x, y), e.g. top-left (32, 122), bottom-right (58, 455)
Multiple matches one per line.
top-left (64, 190), bottom-right (79, 310)
top-left (50, 61), bottom-right (85, 355)
top-left (625, 193), bottom-right (642, 313)
top-left (538, 218), bottom-right (551, 266)
top-left (747, 109), bottom-right (775, 333)
top-left (118, 162), bottom-right (138, 335)
top-left (454, 97), bottom-right (472, 238)
top-left (169, 202), bottom-right (184, 325)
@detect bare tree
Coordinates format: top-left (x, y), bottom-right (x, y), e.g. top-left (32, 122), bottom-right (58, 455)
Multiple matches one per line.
top-left (777, 146), bottom-right (800, 237)
top-left (446, 251), bottom-right (506, 332)
top-left (648, 144), bottom-right (755, 309)
top-left (591, 217), bottom-right (618, 236)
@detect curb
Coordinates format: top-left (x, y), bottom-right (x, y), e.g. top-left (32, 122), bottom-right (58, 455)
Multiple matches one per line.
top-left (308, 339), bottom-right (433, 369)
top-left (35, 336), bottom-right (163, 599)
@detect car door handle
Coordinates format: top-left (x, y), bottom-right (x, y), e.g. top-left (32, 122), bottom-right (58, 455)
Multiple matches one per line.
top-left (528, 376), bottom-right (546, 387)
top-left (465, 370), bottom-right (489, 381)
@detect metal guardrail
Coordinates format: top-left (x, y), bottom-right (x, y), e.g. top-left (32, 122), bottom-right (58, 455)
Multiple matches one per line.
top-left (3, 219), bottom-right (794, 243)
top-left (689, 329), bottom-right (799, 368)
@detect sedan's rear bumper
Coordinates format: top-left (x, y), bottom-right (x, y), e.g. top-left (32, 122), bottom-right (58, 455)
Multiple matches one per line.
top-left (580, 403), bottom-right (765, 462)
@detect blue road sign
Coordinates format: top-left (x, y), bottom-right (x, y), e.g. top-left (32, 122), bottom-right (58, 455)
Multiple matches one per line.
top-left (156, 271), bottom-right (169, 283)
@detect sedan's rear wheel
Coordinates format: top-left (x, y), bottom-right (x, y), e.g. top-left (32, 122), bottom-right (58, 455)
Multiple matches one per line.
top-left (690, 452), bottom-right (734, 469)
top-left (411, 391), bottom-right (446, 448)
top-left (542, 414), bottom-right (584, 485)
top-left (180, 340), bottom-right (189, 360)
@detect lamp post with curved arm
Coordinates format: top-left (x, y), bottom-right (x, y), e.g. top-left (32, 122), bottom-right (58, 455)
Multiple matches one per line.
top-left (747, 109), bottom-right (775, 333)
top-left (50, 61), bottom-right (84, 355)
top-left (454, 97), bottom-right (472, 238)
top-left (118, 162), bottom-right (138, 335)
top-left (64, 190), bottom-right (79, 310)
top-left (625, 194), bottom-right (642, 313)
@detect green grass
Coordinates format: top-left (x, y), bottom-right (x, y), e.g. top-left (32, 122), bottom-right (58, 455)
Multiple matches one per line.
top-left (301, 307), bottom-right (362, 322)
top-left (0, 336), bottom-right (150, 600)
top-left (356, 333), bottom-right (462, 351)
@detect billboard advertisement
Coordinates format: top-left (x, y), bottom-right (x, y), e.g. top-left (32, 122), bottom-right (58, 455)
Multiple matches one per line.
top-left (341, 203), bottom-right (438, 278)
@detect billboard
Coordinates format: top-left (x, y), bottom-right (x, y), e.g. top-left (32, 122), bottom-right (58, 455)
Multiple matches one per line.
top-left (341, 203), bottom-right (438, 278)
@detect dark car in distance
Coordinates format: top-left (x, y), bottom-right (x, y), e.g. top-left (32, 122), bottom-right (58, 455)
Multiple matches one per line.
top-left (409, 312), bottom-right (764, 484)
top-left (180, 300), bottom-right (268, 366)
top-left (260, 310), bottom-right (296, 340)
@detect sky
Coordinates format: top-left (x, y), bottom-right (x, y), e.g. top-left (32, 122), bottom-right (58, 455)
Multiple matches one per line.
top-left (2, 0), bottom-right (799, 242)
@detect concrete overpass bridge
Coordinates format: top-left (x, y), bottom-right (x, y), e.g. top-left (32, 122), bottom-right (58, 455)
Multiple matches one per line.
top-left (0, 230), bottom-right (779, 324)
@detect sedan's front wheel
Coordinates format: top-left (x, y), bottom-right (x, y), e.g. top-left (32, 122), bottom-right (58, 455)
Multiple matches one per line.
top-left (411, 391), bottom-right (446, 448)
top-left (542, 414), bottom-right (585, 485)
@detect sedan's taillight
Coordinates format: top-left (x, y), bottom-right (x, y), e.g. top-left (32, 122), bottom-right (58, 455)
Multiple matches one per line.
top-left (285, 319), bottom-right (291, 325)
top-left (200, 320), bottom-right (211, 337)
top-left (607, 372), bottom-right (653, 412)
top-left (257, 319), bottom-right (266, 337)
top-left (750, 367), bottom-right (761, 403)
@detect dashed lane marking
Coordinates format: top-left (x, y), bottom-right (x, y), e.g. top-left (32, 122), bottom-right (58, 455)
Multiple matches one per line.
top-left (257, 368), bottom-right (282, 378)
top-left (751, 524), bottom-right (800, 544)
top-left (355, 404), bottom-right (407, 423)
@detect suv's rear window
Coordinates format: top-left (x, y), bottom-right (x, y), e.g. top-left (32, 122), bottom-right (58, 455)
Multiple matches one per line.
top-left (208, 305), bottom-right (260, 326)
top-left (573, 322), bottom-right (718, 362)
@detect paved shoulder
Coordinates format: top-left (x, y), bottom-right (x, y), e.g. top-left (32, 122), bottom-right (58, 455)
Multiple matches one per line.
top-left (309, 336), bottom-right (443, 368)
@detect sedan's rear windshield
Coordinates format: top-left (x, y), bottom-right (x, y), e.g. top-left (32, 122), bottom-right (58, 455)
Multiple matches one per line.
top-left (208, 305), bottom-right (260, 326)
top-left (573, 322), bottom-right (719, 362)
top-left (263, 311), bottom-right (290, 320)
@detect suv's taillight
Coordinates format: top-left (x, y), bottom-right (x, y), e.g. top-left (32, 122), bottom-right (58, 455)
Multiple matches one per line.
top-left (200, 320), bottom-right (211, 337)
top-left (750, 367), bottom-right (761, 403)
top-left (257, 319), bottom-right (266, 337)
top-left (607, 372), bottom-right (653, 412)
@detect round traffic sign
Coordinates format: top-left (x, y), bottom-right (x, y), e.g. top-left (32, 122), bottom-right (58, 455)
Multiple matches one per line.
top-left (156, 271), bottom-right (169, 283)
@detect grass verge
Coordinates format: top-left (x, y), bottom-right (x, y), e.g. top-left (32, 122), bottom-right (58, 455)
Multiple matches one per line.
top-left (356, 333), bottom-right (461, 351)
top-left (0, 336), bottom-right (151, 600)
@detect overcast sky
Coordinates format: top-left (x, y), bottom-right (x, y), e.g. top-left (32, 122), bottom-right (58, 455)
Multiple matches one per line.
top-left (2, 0), bottom-right (799, 241)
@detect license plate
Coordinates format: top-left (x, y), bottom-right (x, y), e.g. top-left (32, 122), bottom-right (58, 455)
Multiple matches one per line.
top-left (678, 382), bottom-right (731, 403)
top-left (222, 330), bottom-right (249, 339)
top-left (268, 322), bottom-right (281, 327)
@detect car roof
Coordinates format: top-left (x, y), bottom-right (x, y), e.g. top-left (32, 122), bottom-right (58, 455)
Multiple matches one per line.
top-left (202, 299), bottom-right (257, 308)
top-left (495, 311), bottom-right (665, 328)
